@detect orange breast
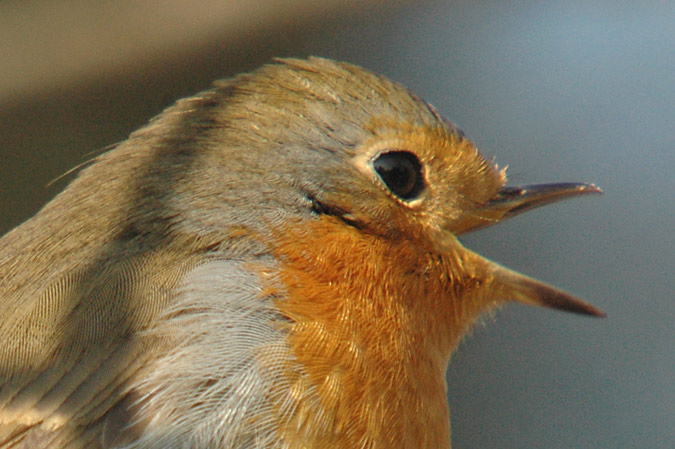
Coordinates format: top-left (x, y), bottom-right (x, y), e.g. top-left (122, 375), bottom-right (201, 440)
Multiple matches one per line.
top-left (262, 215), bottom-right (488, 449)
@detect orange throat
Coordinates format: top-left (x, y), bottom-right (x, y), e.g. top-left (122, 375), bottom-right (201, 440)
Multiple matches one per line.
top-left (262, 215), bottom-right (493, 449)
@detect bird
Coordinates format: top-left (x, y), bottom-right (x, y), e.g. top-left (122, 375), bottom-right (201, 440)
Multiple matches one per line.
top-left (0, 57), bottom-right (604, 449)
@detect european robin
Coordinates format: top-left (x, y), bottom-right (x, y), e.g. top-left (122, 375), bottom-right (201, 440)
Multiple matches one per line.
top-left (0, 57), bottom-right (604, 448)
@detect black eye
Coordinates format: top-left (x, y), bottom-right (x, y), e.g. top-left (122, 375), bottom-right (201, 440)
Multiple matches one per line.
top-left (373, 151), bottom-right (425, 200)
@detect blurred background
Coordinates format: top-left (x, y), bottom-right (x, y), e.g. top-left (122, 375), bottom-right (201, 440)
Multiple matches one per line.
top-left (1, 1), bottom-right (673, 447)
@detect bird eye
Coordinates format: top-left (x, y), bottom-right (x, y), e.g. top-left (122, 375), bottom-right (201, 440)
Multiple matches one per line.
top-left (373, 151), bottom-right (425, 200)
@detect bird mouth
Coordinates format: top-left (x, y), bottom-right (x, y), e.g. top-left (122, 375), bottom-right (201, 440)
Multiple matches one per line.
top-left (445, 181), bottom-right (605, 318)
top-left (454, 182), bottom-right (603, 234)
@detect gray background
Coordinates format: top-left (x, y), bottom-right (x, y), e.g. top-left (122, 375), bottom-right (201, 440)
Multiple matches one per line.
top-left (1, 1), bottom-right (673, 448)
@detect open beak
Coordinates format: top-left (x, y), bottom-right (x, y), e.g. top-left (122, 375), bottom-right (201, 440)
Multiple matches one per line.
top-left (489, 263), bottom-right (607, 317)
top-left (455, 182), bottom-right (603, 234)
top-left (456, 182), bottom-right (606, 317)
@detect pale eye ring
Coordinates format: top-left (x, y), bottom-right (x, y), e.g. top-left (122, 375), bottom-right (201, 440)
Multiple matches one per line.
top-left (373, 151), bottom-right (425, 200)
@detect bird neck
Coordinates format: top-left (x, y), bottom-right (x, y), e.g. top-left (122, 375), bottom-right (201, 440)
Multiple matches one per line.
top-left (263, 215), bottom-right (490, 448)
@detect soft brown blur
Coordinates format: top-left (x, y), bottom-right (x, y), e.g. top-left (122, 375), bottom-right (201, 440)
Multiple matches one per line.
top-left (0, 0), bottom-right (407, 232)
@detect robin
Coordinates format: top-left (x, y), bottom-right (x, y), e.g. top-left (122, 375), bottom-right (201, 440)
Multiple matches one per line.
top-left (0, 57), bottom-right (603, 448)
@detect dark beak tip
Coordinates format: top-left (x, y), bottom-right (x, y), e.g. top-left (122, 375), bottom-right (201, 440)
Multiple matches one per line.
top-left (557, 298), bottom-right (607, 318)
top-left (539, 297), bottom-right (607, 319)
top-left (586, 307), bottom-right (607, 319)
top-left (580, 183), bottom-right (604, 195)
